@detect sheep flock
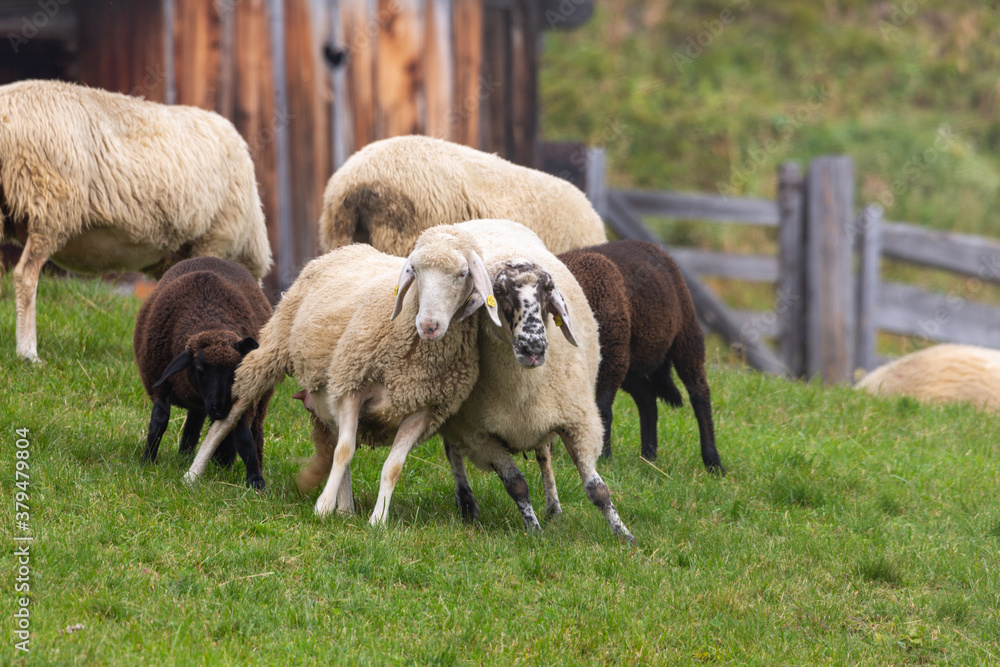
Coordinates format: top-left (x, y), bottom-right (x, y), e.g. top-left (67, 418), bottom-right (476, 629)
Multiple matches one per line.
top-left (14, 78), bottom-right (990, 546)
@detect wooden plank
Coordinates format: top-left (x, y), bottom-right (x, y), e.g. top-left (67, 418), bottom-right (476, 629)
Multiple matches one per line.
top-left (283, 0), bottom-right (330, 276)
top-left (729, 309), bottom-right (782, 340)
top-left (535, 141), bottom-right (587, 192)
top-left (670, 249), bottom-right (778, 282)
top-left (875, 282), bottom-right (1000, 349)
top-left (882, 220), bottom-right (1000, 284)
top-left (233, 0), bottom-right (281, 298)
top-left (605, 191), bottom-right (787, 376)
top-left (776, 162), bottom-right (806, 378)
top-left (269, 0), bottom-right (295, 290)
top-left (509, 0), bottom-right (538, 166)
top-left (451, 0), bottom-right (484, 146)
top-left (481, 7), bottom-right (509, 155)
top-left (804, 156), bottom-right (856, 385)
top-left (329, 0), bottom-right (351, 168)
top-left (855, 204), bottom-right (883, 372)
top-left (78, 0), bottom-right (167, 102)
top-left (376, 0), bottom-right (421, 138)
top-left (173, 0), bottom-right (221, 109)
top-left (341, 0), bottom-right (376, 152)
top-left (424, 0), bottom-right (453, 139)
top-left (585, 147), bottom-right (607, 220)
top-left (616, 189), bottom-right (780, 225)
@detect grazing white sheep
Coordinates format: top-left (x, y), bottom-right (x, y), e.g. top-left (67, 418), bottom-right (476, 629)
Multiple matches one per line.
top-left (183, 225), bottom-right (501, 525)
top-left (0, 79), bottom-right (272, 361)
top-left (856, 343), bottom-right (1000, 412)
top-left (318, 135), bottom-right (607, 256)
top-left (439, 219), bottom-right (635, 544)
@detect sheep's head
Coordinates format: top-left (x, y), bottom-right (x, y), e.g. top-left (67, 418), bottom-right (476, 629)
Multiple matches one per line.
top-left (391, 227), bottom-right (501, 340)
top-left (153, 330), bottom-right (259, 420)
top-left (492, 261), bottom-right (579, 368)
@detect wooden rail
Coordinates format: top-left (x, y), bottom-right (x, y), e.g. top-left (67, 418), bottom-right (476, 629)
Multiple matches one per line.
top-left (587, 154), bottom-right (1000, 383)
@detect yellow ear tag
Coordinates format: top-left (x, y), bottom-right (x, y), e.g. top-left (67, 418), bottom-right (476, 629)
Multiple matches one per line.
top-left (393, 285), bottom-right (399, 297)
top-left (554, 315), bottom-right (564, 327)
top-left (486, 295), bottom-right (496, 308)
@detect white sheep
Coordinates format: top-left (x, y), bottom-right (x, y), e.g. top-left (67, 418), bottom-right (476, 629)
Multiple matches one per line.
top-left (317, 135), bottom-right (607, 256)
top-left (0, 79), bottom-right (272, 361)
top-left (183, 225), bottom-right (501, 525)
top-left (439, 219), bottom-right (635, 544)
top-left (856, 343), bottom-right (1000, 412)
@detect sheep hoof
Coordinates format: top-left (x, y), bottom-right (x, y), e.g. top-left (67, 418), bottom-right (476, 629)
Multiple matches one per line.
top-left (314, 498), bottom-right (335, 517)
top-left (19, 354), bottom-right (44, 365)
top-left (544, 502), bottom-right (562, 519)
top-left (247, 476), bottom-right (266, 491)
top-left (182, 471), bottom-right (199, 486)
top-left (706, 462), bottom-right (726, 476)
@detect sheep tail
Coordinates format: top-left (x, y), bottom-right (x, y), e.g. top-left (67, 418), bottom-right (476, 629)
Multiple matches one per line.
top-left (233, 328), bottom-right (292, 404)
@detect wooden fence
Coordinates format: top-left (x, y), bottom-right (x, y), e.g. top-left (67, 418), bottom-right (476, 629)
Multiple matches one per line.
top-left (591, 153), bottom-right (1000, 384)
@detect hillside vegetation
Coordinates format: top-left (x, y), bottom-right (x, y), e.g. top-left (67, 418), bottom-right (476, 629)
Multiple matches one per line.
top-left (542, 0), bottom-right (1000, 237)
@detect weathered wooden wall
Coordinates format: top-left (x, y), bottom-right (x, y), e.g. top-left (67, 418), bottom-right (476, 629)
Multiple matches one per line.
top-left (50, 0), bottom-right (542, 294)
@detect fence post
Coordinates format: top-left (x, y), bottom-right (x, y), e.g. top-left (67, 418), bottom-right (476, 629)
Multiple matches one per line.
top-left (777, 162), bottom-right (805, 378)
top-left (855, 204), bottom-right (883, 374)
top-left (585, 146), bottom-right (608, 219)
top-left (805, 156), bottom-right (856, 384)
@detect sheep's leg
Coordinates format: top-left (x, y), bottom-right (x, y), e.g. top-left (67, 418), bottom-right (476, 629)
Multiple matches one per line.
top-left (12, 235), bottom-right (52, 362)
top-left (369, 409), bottom-right (432, 526)
top-left (337, 467), bottom-right (355, 516)
top-left (596, 389), bottom-right (617, 459)
top-left (297, 416), bottom-right (335, 492)
top-left (444, 439), bottom-right (479, 522)
top-left (298, 416), bottom-right (354, 514)
top-left (670, 356), bottom-right (724, 474)
top-left (232, 417), bottom-right (266, 490)
top-left (490, 455), bottom-right (541, 532)
top-left (560, 427), bottom-right (635, 545)
top-left (142, 391), bottom-right (172, 463)
top-left (314, 394), bottom-right (363, 518)
top-left (214, 431), bottom-right (238, 467)
top-left (622, 377), bottom-right (659, 461)
top-left (184, 395), bottom-right (252, 484)
top-left (179, 409), bottom-right (206, 453)
top-left (535, 439), bottom-right (562, 519)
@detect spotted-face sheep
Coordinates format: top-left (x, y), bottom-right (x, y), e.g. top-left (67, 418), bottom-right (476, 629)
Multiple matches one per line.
top-left (183, 226), bottom-right (501, 525)
top-left (0, 79), bottom-right (272, 361)
top-left (558, 240), bottom-right (723, 471)
top-left (134, 257), bottom-right (274, 489)
top-left (439, 219), bottom-right (635, 544)
top-left (317, 135), bottom-right (607, 256)
top-left (856, 343), bottom-right (1000, 411)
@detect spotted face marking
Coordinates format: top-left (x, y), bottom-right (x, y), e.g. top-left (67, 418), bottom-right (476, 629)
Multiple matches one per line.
top-left (493, 261), bottom-right (555, 368)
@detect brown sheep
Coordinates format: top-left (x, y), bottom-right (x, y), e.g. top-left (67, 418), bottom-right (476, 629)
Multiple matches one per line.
top-left (134, 257), bottom-right (274, 488)
top-left (558, 240), bottom-right (723, 471)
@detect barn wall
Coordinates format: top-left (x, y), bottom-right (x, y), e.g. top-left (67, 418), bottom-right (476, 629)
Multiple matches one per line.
top-left (67, 0), bottom-right (540, 292)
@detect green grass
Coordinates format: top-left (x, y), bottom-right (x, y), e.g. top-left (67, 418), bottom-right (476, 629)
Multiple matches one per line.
top-left (3, 275), bottom-right (1000, 664)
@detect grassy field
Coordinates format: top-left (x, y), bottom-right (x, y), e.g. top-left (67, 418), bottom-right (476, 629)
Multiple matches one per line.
top-left (2, 275), bottom-right (999, 664)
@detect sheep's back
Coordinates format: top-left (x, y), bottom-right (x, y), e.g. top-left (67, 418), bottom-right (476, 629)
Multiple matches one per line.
top-left (857, 344), bottom-right (1000, 411)
top-left (0, 80), bottom-right (263, 261)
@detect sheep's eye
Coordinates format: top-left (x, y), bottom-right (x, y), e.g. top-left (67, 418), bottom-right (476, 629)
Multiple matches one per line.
top-left (456, 270), bottom-right (468, 281)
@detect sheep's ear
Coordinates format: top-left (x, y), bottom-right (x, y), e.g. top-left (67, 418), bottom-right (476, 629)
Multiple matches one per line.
top-left (390, 257), bottom-right (416, 320)
top-left (153, 351), bottom-right (194, 388)
top-left (236, 337), bottom-right (259, 356)
top-left (459, 250), bottom-right (501, 326)
top-left (547, 285), bottom-right (579, 347)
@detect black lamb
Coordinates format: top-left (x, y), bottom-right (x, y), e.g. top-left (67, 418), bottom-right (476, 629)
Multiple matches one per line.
top-left (133, 257), bottom-right (274, 488)
top-left (558, 240), bottom-right (723, 472)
